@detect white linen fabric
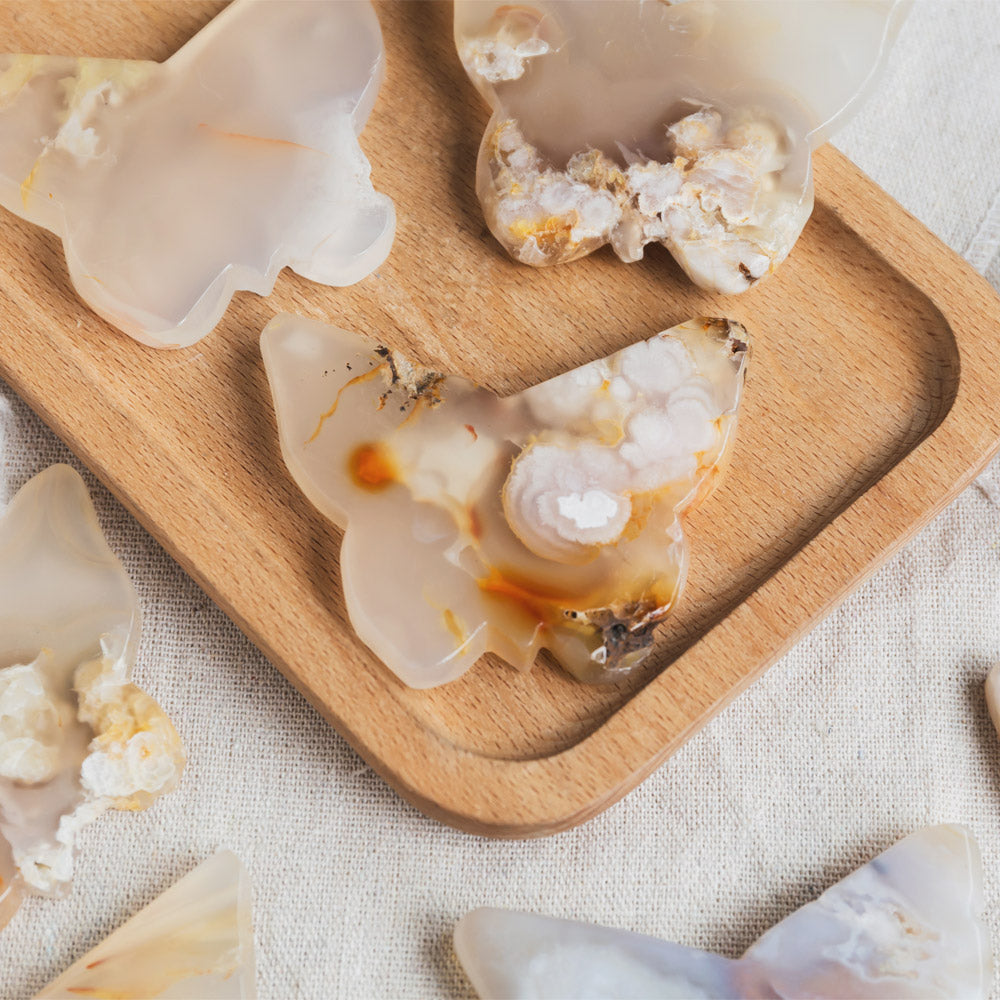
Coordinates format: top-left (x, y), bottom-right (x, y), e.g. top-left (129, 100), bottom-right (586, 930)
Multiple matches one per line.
top-left (2, 3), bottom-right (1000, 997)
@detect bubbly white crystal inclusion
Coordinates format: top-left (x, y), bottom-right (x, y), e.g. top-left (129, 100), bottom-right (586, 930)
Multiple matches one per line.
top-left (263, 314), bottom-right (748, 688)
top-left (456, 825), bottom-right (992, 1000)
top-left (455, 0), bottom-right (907, 293)
top-left (0, 0), bottom-right (394, 348)
top-left (36, 851), bottom-right (256, 1000)
top-left (0, 466), bottom-right (183, 929)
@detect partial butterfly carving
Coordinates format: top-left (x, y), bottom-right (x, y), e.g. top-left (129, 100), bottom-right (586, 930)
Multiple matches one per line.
top-left (0, 466), bottom-right (184, 931)
top-left (454, 0), bottom-right (908, 294)
top-left (36, 852), bottom-right (256, 999)
top-left (455, 825), bottom-right (992, 999)
top-left (0, 0), bottom-right (394, 348)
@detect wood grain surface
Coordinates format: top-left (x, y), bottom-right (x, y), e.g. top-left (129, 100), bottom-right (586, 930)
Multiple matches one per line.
top-left (2, 1), bottom-right (999, 836)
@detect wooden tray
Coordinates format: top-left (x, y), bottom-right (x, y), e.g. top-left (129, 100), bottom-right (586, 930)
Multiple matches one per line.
top-left (3, 1), bottom-right (1000, 837)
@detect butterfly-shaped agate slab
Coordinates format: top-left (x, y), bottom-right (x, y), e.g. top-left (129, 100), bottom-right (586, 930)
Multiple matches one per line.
top-left (0, 466), bottom-right (184, 930)
top-left (262, 313), bottom-right (748, 688)
top-left (454, 0), bottom-right (908, 294)
top-left (0, 0), bottom-right (394, 348)
top-left (35, 852), bottom-right (256, 1000)
top-left (456, 825), bottom-right (992, 999)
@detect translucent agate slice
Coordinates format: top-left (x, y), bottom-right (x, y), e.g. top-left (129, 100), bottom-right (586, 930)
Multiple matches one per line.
top-left (36, 851), bottom-right (256, 1000)
top-left (985, 664), bottom-right (1000, 738)
top-left (0, 466), bottom-right (184, 929)
top-left (262, 313), bottom-right (748, 688)
top-left (456, 825), bottom-right (991, 999)
top-left (0, 0), bottom-right (394, 348)
top-left (454, 0), bottom-right (907, 293)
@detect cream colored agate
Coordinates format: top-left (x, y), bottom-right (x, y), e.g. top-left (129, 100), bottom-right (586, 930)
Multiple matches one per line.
top-left (0, 466), bottom-right (183, 929)
top-left (36, 850), bottom-right (256, 999)
top-left (262, 313), bottom-right (747, 688)
top-left (0, 0), bottom-right (394, 348)
top-left (455, 0), bottom-right (907, 293)
top-left (985, 664), bottom-right (1000, 738)
top-left (456, 825), bottom-right (991, 999)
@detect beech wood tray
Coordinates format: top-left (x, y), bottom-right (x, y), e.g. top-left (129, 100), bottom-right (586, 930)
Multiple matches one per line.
top-left (3, 1), bottom-right (1000, 837)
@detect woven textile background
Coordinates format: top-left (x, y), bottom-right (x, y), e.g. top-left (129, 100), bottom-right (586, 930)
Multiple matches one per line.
top-left (2, 2), bottom-right (1000, 997)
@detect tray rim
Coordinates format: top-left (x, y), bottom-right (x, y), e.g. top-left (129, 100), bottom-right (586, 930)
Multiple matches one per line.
top-left (245, 145), bottom-right (1000, 836)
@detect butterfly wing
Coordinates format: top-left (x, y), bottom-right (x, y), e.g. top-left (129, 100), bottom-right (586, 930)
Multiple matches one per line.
top-left (0, 0), bottom-right (395, 348)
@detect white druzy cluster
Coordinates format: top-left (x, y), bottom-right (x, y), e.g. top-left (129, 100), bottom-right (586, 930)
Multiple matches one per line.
top-left (507, 332), bottom-right (724, 560)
